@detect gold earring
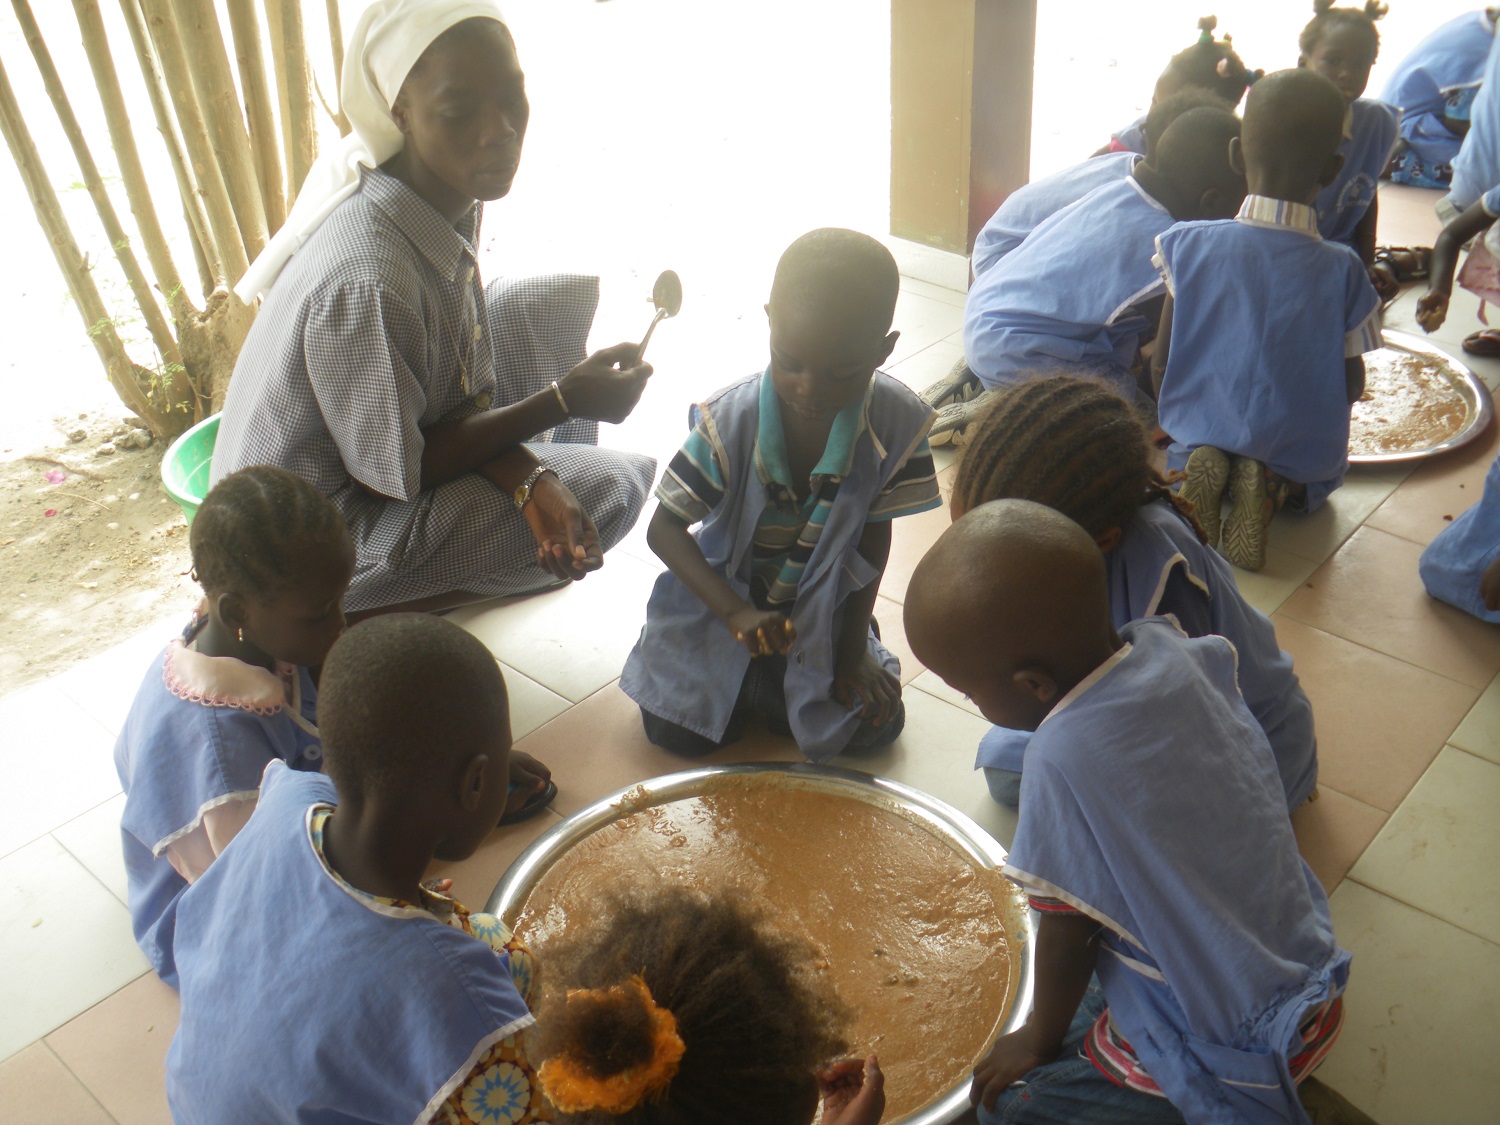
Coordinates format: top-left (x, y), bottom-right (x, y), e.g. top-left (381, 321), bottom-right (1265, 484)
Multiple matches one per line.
top-left (237, 627), bottom-right (245, 643)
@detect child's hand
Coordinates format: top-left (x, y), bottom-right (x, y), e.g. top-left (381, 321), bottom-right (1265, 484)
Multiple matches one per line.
top-left (834, 651), bottom-right (901, 726)
top-left (1483, 555), bottom-right (1500, 612)
top-left (818, 1055), bottom-right (884, 1125)
top-left (724, 608), bottom-right (796, 656)
top-left (1369, 264), bottom-right (1400, 304)
top-left (1416, 290), bottom-right (1450, 333)
top-left (970, 1029), bottom-right (1055, 1111)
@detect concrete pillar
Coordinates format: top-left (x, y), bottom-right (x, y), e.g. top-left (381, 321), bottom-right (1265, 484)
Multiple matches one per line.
top-left (890, 0), bottom-right (1037, 256)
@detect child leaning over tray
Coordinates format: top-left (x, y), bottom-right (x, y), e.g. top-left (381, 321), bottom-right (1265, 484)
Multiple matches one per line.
top-left (621, 229), bottom-right (941, 761)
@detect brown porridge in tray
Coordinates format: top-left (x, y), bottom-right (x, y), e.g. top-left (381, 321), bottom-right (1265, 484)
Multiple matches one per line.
top-left (1349, 348), bottom-right (1472, 457)
top-left (512, 776), bottom-right (1024, 1121)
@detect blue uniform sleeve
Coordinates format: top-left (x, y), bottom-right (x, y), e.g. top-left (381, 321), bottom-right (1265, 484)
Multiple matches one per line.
top-left (1343, 257), bottom-right (1383, 357)
top-left (1481, 184), bottom-right (1500, 218)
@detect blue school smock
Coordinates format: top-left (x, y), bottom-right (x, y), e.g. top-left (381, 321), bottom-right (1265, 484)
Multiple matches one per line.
top-left (971, 152), bottom-right (1139, 278)
top-left (1155, 198), bottom-right (1383, 510)
top-left (1448, 27), bottom-right (1500, 214)
top-left (1006, 618), bottom-right (1349, 1124)
top-left (977, 500), bottom-right (1317, 808)
top-left (1420, 450), bottom-right (1500, 622)
top-left (1314, 99), bottom-right (1399, 251)
top-left (167, 762), bottom-right (532, 1125)
top-left (1111, 114), bottom-right (1149, 155)
top-left (620, 371), bottom-right (936, 762)
top-left (1383, 10), bottom-right (1494, 187)
top-left (114, 638), bottom-right (322, 988)
top-left (962, 176), bottom-right (1170, 396)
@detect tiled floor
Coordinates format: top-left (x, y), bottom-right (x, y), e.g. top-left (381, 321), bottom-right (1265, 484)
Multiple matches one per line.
top-left (3, 183), bottom-right (1499, 1123)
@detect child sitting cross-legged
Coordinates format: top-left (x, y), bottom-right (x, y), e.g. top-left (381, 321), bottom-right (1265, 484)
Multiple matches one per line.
top-left (950, 376), bottom-right (1318, 812)
top-left (621, 229), bottom-right (941, 761)
top-left (530, 885), bottom-right (884, 1125)
top-left (1154, 68), bottom-right (1383, 572)
top-left (114, 466), bottom-right (353, 988)
top-left (167, 614), bottom-right (550, 1124)
top-left (904, 500), bottom-right (1359, 1125)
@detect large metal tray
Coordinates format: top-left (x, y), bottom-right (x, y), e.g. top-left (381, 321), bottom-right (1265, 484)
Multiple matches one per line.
top-left (1349, 331), bottom-right (1494, 465)
top-left (488, 762), bottom-right (1035, 1125)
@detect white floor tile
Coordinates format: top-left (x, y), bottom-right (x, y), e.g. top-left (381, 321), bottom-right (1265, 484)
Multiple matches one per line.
top-left (1448, 672), bottom-right (1500, 766)
top-left (1225, 547), bottom-right (1320, 618)
top-left (897, 276), bottom-right (966, 309)
top-left (885, 335), bottom-right (966, 398)
top-left (51, 795), bottom-right (129, 906)
top-left (1349, 746), bottom-right (1500, 946)
top-left (51, 615), bottom-right (181, 738)
top-left (888, 291), bottom-right (965, 366)
top-left (0, 682), bottom-right (122, 860)
top-left (449, 554), bottom-right (657, 703)
top-left (1273, 469), bottom-right (1409, 566)
top-left (497, 663), bottom-right (573, 742)
top-left (833, 686), bottom-right (1016, 851)
top-left (910, 668), bottom-right (982, 718)
top-left (1317, 882), bottom-right (1500, 1125)
top-left (0, 835), bottom-right (148, 1060)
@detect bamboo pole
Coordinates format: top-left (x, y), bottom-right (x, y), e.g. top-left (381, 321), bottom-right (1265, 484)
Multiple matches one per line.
top-left (263, 0), bottom-right (294, 197)
top-left (166, 0), bottom-right (268, 260)
top-left (137, 0), bottom-right (250, 284)
top-left (11, 0), bottom-right (186, 391)
top-left (0, 54), bottom-right (161, 430)
top-left (324, 0), bottom-right (348, 135)
top-left (70, 0), bottom-right (196, 328)
top-left (277, 0), bottom-right (316, 195)
top-left (117, 0), bottom-right (222, 293)
top-left (224, 0), bottom-right (285, 232)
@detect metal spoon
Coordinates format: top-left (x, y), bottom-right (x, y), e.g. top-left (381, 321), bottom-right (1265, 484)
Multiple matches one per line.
top-left (635, 270), bottom-right (682, 364)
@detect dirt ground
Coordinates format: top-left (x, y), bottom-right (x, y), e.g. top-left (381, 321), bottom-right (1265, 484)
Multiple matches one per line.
top-left (1, 410), bottom-right (194, 690)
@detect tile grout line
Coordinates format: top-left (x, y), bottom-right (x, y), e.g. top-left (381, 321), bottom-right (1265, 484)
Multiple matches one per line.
top-left (40, 1040), bottom-right (122, 1125)
top-left (1271, 611), bottom-right (1493, 699)
top-left (1342, 875), bottom-right (1500, 953)
top-left (50, 828), bottom-right (129, 910)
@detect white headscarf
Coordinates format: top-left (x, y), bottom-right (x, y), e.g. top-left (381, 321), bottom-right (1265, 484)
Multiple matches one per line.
top-left (235, 0), bottom-right (507, 301)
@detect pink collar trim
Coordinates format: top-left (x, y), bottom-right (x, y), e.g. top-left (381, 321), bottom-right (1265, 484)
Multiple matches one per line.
top-left (163, 638), bottom-right (296, 716)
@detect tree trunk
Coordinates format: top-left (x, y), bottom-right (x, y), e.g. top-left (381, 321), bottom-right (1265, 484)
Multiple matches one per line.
top-left (167, 0), bottom-right (269, 261)
top-left (69, 0), bottom-right (197, 330)
top-left (137, 0), bottom-right (250, 285)
top-left (0, 55), bottom-right (170, 435)
top-left (224, 0), bottom-right (285, 233)
top-left (117, 0), bottom-right (222, 294)
top-left (277, 0), bottom-right (317, 197)
top-left (11, 0), bottom-right (195, 421)
top-left (324, 0), bottom-right (348, 135)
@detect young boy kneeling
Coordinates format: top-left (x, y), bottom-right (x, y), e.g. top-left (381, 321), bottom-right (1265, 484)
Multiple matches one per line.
top-left (622, 229), bottom-right (941, 761)
top-left (166, 615), bottom-right (549, 1123)
top-left (905, 501), bottom-right (1354, 1124)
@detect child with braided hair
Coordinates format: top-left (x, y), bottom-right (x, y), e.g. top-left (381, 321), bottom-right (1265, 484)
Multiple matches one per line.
top-left (1097, 16), bottom-right (1260, 157)
top-left (114, 466), bottom-right (354, 987)
top-left (949, 376), bottom-right (1317, 812)
top-left (1299, 1), bottom-right (1400, 283)
top-left (530, 886), bottom-right (884, 1125)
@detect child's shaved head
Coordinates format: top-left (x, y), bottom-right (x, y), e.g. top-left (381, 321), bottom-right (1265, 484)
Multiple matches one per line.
top-left (1150, 105), bottom-right (1243, 202)
top-left (1240, 69), bottom-right (1346, 198)
top-left (319, 613), bottom-right (509, 798)
top-left (904, 500), bottom-right (1116, 731)
top-left (769, 228), bottom-right (899, 337)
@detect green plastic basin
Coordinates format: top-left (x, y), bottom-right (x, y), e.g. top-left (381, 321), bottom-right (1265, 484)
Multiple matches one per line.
top-left (161, 413), bottom-right (219, 523)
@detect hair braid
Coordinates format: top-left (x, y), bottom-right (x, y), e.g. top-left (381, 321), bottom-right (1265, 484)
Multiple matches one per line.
top-left (953, 375), bottom-right (1208, 545)
top-left (190, 466), bottom-right (350, 599)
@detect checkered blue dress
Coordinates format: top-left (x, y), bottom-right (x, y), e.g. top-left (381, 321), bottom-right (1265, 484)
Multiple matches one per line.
top-left (213, 168), bottom-right (656, 611)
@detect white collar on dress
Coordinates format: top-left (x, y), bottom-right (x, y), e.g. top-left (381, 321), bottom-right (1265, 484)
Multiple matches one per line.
top-left (1235, 195), bottom-right (1322, 239)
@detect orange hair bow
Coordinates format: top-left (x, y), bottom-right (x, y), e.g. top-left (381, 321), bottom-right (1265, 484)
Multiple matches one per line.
top-left (538, 976), bottom-right (687, 1115)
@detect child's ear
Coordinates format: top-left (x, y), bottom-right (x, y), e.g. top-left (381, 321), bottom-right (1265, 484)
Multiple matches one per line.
top-left (457, 754), bottom-right (489, 812)
top-left (1318, 151), bottom-right (1346, 190)
top-left (215, 591), bottom-right (248, 632)
top-left (1227, 136), bottom-right (1246, 178)
top-left (764, 302), bottom-right (772, 324)
top-left (876, 330), bottom-right (900, 366)
top-left (1012, 667), bottom-right (1058, 705)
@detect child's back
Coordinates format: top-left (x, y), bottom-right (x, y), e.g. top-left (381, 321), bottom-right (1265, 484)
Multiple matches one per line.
top-left (167, 614), bottom-right (541, 1124)
top-left (963, 107), bottom-right (1244, 397)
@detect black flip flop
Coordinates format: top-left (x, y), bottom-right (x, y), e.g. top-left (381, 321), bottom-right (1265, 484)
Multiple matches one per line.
top-left (499, 779), bottom-right (558, 826)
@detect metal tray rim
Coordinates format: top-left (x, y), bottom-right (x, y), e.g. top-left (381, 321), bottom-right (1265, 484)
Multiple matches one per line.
top-left (487, 762), bottom-right (1035, 1125)
top-left (1349, 330), bottom-right (1494, 464)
